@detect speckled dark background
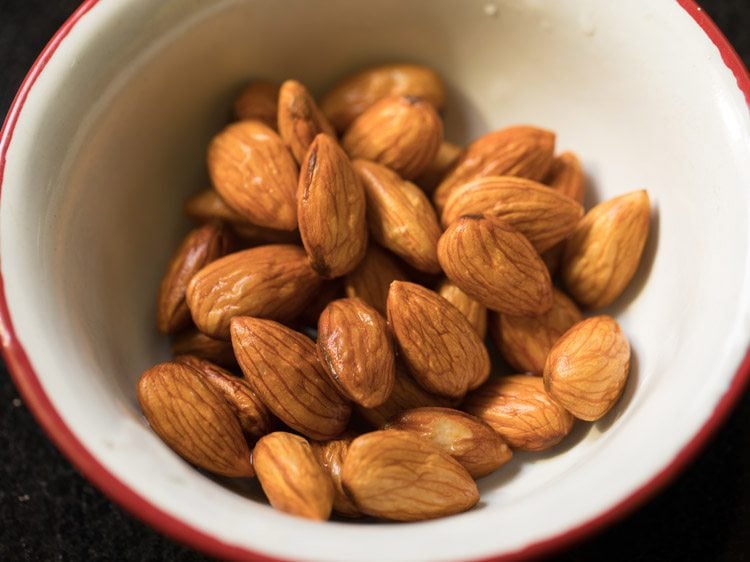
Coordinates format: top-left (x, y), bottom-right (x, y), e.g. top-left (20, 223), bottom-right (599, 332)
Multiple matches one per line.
top-left (1, 1), bottom-right (749, 560)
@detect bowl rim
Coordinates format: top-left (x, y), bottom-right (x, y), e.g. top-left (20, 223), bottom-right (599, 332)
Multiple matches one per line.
top-left (1, 0), bottom-right (749, 560)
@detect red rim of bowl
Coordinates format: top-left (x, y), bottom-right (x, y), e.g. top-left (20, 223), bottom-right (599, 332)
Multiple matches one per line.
top-left (1, 1), bottom-right (749, 560)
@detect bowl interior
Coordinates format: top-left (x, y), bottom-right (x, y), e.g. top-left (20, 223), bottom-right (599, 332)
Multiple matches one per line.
top-left (2, 0), bottom-right (750, 560)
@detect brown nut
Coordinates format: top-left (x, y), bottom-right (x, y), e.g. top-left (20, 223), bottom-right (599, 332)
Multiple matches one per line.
top-left (232, 80), bottom-right (279, 128)
top-left (543, 315), bottom-right (631, 421)
top-left (320, 63), bottom-right (446, 132)
top-left (136, 361), bottom-right (254, 477)
top-left (317, 298), bottom-right (396, 408)
top-left (310, 432), bottom-right (362, 518)
top-left (342, 95), bottom-right (443, 180)
top-left (341, 430), bottom-right (479, 521)
top-left (353, 159), bottom-right (442, 273)
top-left (297, 134), bottom-right (368, 278)
top-left (437, 215), bottom-right (553, 316)
top-left (253, 432), bottom-right (334, 520)
top-left (388, 407), bottom-right (512, 479)
top-left (544, 151), bottom-right (585, 204)
top-left (231, 317), bottom-right (351, 440)
top-left (170, 329), bottom-right (237, 369)
top-left (415, 141), bottom-right (464, 193)
top-left (437, 279), bottom-right (488, 341)
top-left (344, 244), bottom-right (409, 316)
top-left (463, 375), bottom-right (575, 452)
top-left (156, 222), bottom-right (232, 334)
top-left (277, 79), bottom-right (337, 164)
top-left (562, 190), bottom-right (651, 309)
top-left (387, 281), bottom-right (490, 398)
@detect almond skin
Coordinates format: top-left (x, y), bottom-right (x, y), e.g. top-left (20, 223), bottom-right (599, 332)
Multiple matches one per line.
top-left (156, 222), bottom-right (232, 334)
top-left (231, 317), bottom-right (351, 440)
top-left (342, 95), bottom-right (443, 180)
top-left (183, 189), bottom-right (299, 246)
top-left (136, 361), bottom-right (254, 477)
top-left (317, 298), bottom-right (396, 408)
top-left (543, 315), bottom-right (631, 421)
top-left (387, 407), bottom-right (512, 478)
top-left (310, 432), bottom-right (362, 518)
top-left (493, 288), bottom-right (583, 374)
top-left (297, 134), bottom-right (368, 278)
top-left (440, 176), bottom-right (584, 253)
top-left (437, 215), bottom-right (553, 316)
top-left (207, 120), bottom-right (298, 231)
top-left (296, 278), bottom-right (344, 327)
top-left (344, 244), bottom-right (409, 316)
top-left (357, 362), bottom-right (453, 427)
top-left (353, 159), bottom-right (442, 273)
top-left (174, 355), bottom-right (273, 441)
top-left (253, 432), bottom-right (334, 520)
top-left (232, 80), bottom-right (280, 128)
top-left (433, 125), bottom-right (556, 212)
top-left (277, 80), bottom-right (337, 164)
top-left (437, 279), bottom-right (487, 341)
top-left (170, 329), bottom-right (237, 368)
top-left (342, 430), bottom-right (479, 521)
top-left (387, 281), bottom-right (490, 398)
top-left (562, 190), bottom-right (651, 309)
top-left (416, 141), bottom-right (464, 193)
top-left (320, 63), bottom-right (446, 133)
top-left (545, 151), bottom-right (585, 204)
top-left (463, 375), bottom-right (575, 452)
top-left (186, 245), bottom-right (323, 340)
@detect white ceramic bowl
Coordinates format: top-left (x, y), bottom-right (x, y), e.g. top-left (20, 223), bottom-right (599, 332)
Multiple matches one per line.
top-left (1, 1), bottom-right (749, 560)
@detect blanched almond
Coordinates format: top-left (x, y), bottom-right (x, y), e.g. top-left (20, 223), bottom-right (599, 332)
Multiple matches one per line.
top-left (388, 407), bottom-right (512, 478)
top-left (342, 430), bottom-right (479, 521)
top-left (231, 317), bottom-right (351, 440)
top-left (437, 215), bottom-right (553, 316)
top-left (463, 375), bottom-right (575, 452)
top-left (387, 281), bottom-right (490, 398)
top-left (277, 80), bottom-right (337, 164)
top-left (297, 134), bottom-right (368, 278)
top-left (186, 245), bottom-right (323, 340)
top-left (342, 95), bottom-right (443, 180)
top-left (207, 121), bottom-right (298, 231)
top-left (353, 159), bottom-right (442, 273)
top-left (253, 432), bottom-right (334, 520)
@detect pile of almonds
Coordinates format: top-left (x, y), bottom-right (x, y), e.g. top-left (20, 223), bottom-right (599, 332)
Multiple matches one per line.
top-left (139, 63), bottom-right (651, 522)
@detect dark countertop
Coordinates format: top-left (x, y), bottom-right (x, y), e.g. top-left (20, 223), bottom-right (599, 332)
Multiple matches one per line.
top-left (1, 1), bottom-right (749, 560)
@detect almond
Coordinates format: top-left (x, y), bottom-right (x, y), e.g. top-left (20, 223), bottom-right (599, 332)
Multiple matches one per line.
top-left (437, 215), bottom-right (553, 316)
top-left (440, 176), bottom-right (584, 253)
top-left (493, 288), bottom-right (583, 374)
top-left (541, 243), bottom-right (564, 277)
top-left (387, 281), bottom-right (490, 398)
top-left (342, 95), bottom-right (443, 180)
top-left (170, 329), bottom-right (237, 368)
top-left (183, 189), bottom-right (299, 246)
top-left (387, 407), bottom-right (512, 479)
top-left (317, 298), bottom-right (396, 408)
top-left (463, 375), bottom-right (575, 452)
top-left (174, 355), bottom-right (273, 441)
top-left (353, 159), bottom-right (442, 273)
top-left (186, 245), bottom-right (323, 340)
top-left (543, 315), bottom-right (631, 421)
top-left (277, 80), bottom-right (337, 164)
top-left (320, 63), bottom-right (446, 132)
top-left (156, 222), bottom-right (232, 334)
top-left (545, 151), bottom-right (585, 204)
top-left (310, 432), bottom-right (362, 518)
top-left (207, 120), bottom-right (298, 231)
top-left (357, 362), bottom-right (453, 427)
top-left (136, 361), bottom-right (254, 477)
top-left (253, 432), bottom-right (334, 520)
top-left (297, 134), bottom-right (368, 278)
top-left (232, 80), bottom-right (280, 128)
top-left (296, 278), bottom-right (344, 327)
top-left (415, 141), bottom-right (464, 193)
top-left (231, 317), bottom-right (351, 440)
top-left (344, 244), bottom-right (408, 316)
top-left (562, 190), bottom-right (651, 309)
top-left (433, 126), bottom-right (556, 212)
top-left (437, 280), bottom-right (487, 341)
top-left (342, 430), bottom-right (479, 521)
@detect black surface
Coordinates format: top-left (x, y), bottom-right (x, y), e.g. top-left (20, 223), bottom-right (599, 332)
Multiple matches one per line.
top-left (1, 1), bottom-right (749, 561)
